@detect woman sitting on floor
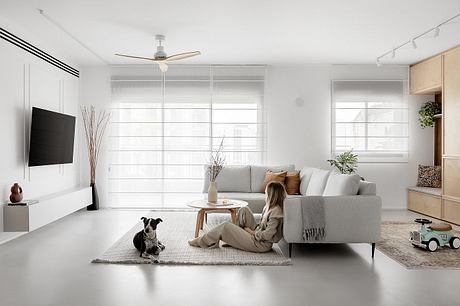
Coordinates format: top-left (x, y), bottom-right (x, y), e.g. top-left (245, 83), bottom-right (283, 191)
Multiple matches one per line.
top-left (188, 181), bottom-right (286, 253)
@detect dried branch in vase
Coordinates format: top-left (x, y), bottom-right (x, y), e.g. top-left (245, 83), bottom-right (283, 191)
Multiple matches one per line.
top-left (207, 137), bottom-right (225, 182)
top-left (81, 105), bottom-right (111, 184)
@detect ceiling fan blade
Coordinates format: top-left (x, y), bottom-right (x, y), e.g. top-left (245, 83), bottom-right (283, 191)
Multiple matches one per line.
top-left (158, 62), bottom-right (169, 72)
top-left (115, 53), bottom-right (156, 61)
top-left (165, 51), bottom-right (201, 62)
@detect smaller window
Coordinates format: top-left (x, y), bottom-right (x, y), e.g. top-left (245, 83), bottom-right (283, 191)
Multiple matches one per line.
top-left (332, 80), bottom-right (408, 163)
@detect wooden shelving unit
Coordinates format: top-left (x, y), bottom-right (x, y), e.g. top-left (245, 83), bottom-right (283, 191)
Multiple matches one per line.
top-left (409, 44), bottom-right (460, 225)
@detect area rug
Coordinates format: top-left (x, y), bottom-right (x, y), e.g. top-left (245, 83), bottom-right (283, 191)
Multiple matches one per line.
top-left (92, 213), bottom-right (291, 265)
top-left (377, 221), bottom-right (460, 269)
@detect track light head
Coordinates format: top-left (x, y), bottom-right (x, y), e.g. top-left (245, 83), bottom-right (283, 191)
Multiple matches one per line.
top-left (411, 39), bottom-right (417, 49)
top-left (434, 27), bottom-right (440, 37)
top-left (376, 58), bottom-right (382, 67)
top-left (391, 49), bottom-right (396, 58)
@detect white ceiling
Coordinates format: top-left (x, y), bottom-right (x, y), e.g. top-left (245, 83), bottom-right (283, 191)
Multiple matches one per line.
top-left (1, 0), bottom-right (460, 66)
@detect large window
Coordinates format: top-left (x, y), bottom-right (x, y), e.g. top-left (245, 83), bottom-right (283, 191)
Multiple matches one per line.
top-left (331, 80), bottom-right (408, 163)
top-left (109, 65), bottom-right (266, 208)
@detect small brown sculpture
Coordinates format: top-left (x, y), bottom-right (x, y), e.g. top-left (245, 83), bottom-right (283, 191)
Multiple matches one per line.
top-left (10, 183), bottom-right (23, 203)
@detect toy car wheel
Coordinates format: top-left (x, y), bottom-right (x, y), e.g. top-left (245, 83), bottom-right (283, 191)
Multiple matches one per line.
top-left (427, 239), bottom-right (439, 252)
top-left (449, 237), bottom-right (460, 249)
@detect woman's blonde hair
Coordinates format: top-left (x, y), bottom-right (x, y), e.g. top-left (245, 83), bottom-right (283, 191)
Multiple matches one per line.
top-left (265, 181), bottom-right (287, 211)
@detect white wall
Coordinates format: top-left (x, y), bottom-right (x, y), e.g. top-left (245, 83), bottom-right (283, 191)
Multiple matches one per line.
top-left (79, 66), bottom-right (111, 207)
top-left (265, 65), bottom-right (434, 209)
top-left (0, 37), bottom-right (81, 231)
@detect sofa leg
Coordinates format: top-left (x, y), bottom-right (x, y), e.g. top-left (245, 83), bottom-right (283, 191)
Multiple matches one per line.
top-left (288, 243), bottom-right (293, 258)
top-left (371, 243), bottom-right (376, 259)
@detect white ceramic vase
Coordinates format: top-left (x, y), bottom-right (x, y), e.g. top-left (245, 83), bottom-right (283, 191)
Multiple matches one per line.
top-left (208, 181), bottom-right (218, 203)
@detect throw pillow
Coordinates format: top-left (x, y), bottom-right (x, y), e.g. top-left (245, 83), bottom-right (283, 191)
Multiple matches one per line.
top-left (285, 171), bottom-right (301, 195)
top-left (305, 169), bottom-right (330, 195)
top-left (299, 167), bottom-right (318, 195)
top-left (417, 165), bottom-right (442, 188)
top-left (260, 170), bottom-right (287, 193)
top-left (323, 172), bottom-right (361, 196)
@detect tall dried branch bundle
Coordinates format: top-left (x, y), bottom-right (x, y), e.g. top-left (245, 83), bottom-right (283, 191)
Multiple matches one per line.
top-left (207, 137), bottom-right (225, 182)
top-left (81, 105), bottom-right (111, 184)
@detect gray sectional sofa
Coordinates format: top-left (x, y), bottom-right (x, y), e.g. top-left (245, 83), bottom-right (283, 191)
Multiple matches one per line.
top-left (203, 164), bottom-right (382, 257)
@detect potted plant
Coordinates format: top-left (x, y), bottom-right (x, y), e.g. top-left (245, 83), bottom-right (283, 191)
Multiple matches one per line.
top-left (207, 138), bottom-right (225, 203)
top-left (327, 150), bottom-right (358, 174)
top-left (418, 101), bottom-right (442, 128)
top-left (81, 105), bottom-right (110, 210)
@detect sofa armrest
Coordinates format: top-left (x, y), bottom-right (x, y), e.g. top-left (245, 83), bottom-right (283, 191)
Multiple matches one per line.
top-left (283, 195), bottom-right (382, 243)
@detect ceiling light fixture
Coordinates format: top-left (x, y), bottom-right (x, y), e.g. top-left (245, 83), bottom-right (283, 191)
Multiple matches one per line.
top-left (375, 12), bottom-right (460, 66)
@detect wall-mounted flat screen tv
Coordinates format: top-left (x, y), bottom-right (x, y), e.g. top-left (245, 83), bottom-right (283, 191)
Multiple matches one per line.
top-left (28, 107), bottom-right (76, 167)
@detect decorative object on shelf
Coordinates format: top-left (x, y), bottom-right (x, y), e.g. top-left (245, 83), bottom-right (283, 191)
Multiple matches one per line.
top-left (9, 183), bottom-right (23, 203)
top-left (327, 150), bottom-right (358, 175)
top-left (418, 101), bottom-right (442, 128)
top-left (81, 105), bottom-right (111, 210)
top-left (207, 138), bottom-right (225, 203)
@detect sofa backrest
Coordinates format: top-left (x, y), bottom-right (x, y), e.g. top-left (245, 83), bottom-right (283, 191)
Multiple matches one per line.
top-left (202, 165), bottom-right (251, 193)
top-left (250, 164), bottom-right (295, 192)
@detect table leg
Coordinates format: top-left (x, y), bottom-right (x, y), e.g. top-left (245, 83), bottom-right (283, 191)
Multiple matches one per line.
top-left (199, 210), bottom-right (205, 230)
top-left (230, 208), bottom-right (237, 224)
top-left (195, 209), bottom-right (203, 238)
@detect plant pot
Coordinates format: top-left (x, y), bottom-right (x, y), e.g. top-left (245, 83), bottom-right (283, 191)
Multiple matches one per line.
top-left (208, 181), bottom-right (218, 203)
top-left (87, 183), bottom-right (99, 210)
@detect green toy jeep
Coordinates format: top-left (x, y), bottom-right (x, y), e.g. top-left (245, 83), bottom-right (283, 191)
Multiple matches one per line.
top-left (409, 218), bottom-right (460, 252)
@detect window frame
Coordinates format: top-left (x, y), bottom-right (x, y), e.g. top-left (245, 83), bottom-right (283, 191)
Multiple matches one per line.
top-left (108, 65), bottom-right (267, 208)
top-left (331, 79), bottom-right (409, 163)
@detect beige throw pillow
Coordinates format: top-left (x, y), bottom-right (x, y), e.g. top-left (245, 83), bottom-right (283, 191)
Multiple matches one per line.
top-left (260, 170), bottom-right (287, 193)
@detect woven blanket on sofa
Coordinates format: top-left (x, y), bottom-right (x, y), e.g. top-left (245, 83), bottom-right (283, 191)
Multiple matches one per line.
top-left (301, 197), bottom-right (326, 241)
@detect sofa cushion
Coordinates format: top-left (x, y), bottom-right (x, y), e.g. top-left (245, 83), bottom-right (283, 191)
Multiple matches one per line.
top-left (202, 165), bottom-right (251, 193)
top-left (299, 167), bottom-right (319, 195)
top-left (323, 172), bottom-right (361, 196)
top-left (305, 169), bottom-right (330, 195)
top-left (285, 171), bottom-right (301, 195)
top-left (260, 171), bottom-right (287, 192)
top-left (250, 164), bottom-right (295, 192)
top-left (217, 192), bottom-right (302, 214)
top-left (358, 181), bottom-right (377, 195)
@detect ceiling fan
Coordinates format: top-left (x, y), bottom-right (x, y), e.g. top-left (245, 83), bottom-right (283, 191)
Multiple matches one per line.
top-left (115, 35), bottom-right (201, 72)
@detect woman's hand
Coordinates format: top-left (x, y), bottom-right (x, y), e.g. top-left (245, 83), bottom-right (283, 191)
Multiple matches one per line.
top-left (244, 227), bottom-right (255, 235)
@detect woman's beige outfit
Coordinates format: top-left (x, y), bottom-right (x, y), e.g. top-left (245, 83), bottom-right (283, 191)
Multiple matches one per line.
top-left (188, 206), bottom-right (283, 253)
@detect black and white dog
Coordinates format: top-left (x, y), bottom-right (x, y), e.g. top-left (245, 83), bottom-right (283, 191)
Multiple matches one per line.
top-left (133, 217), bottom-right (165, 259)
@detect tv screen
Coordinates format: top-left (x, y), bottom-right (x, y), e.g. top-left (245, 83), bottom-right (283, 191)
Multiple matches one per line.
top-left (28, 107), bottom-right (76, 167)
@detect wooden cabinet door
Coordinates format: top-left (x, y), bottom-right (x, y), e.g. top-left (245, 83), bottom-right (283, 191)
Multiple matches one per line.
top-left (443, 158), bottom-right (460, 200)
top-left (410, 55), bottom-right (442, 94)
top-left (442, 199), bottom-right (460, 225)
top-left (408, 191), bottom-right (442, 218)
top-left (444, 48), bottom-right (460, 155)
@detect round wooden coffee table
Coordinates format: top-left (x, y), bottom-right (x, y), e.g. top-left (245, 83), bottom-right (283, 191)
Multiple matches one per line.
top-left (186, 199), bottom-right (248, 238)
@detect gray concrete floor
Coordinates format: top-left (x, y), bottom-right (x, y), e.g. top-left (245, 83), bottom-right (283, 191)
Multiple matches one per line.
top-left (0, 209), bottom-right (459, 306)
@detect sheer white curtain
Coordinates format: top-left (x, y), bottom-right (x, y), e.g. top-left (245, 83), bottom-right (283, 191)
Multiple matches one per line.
top-left (109, 65), bottom-right (266, 208)
top-left (331, 80), bottom-right (408, 163)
